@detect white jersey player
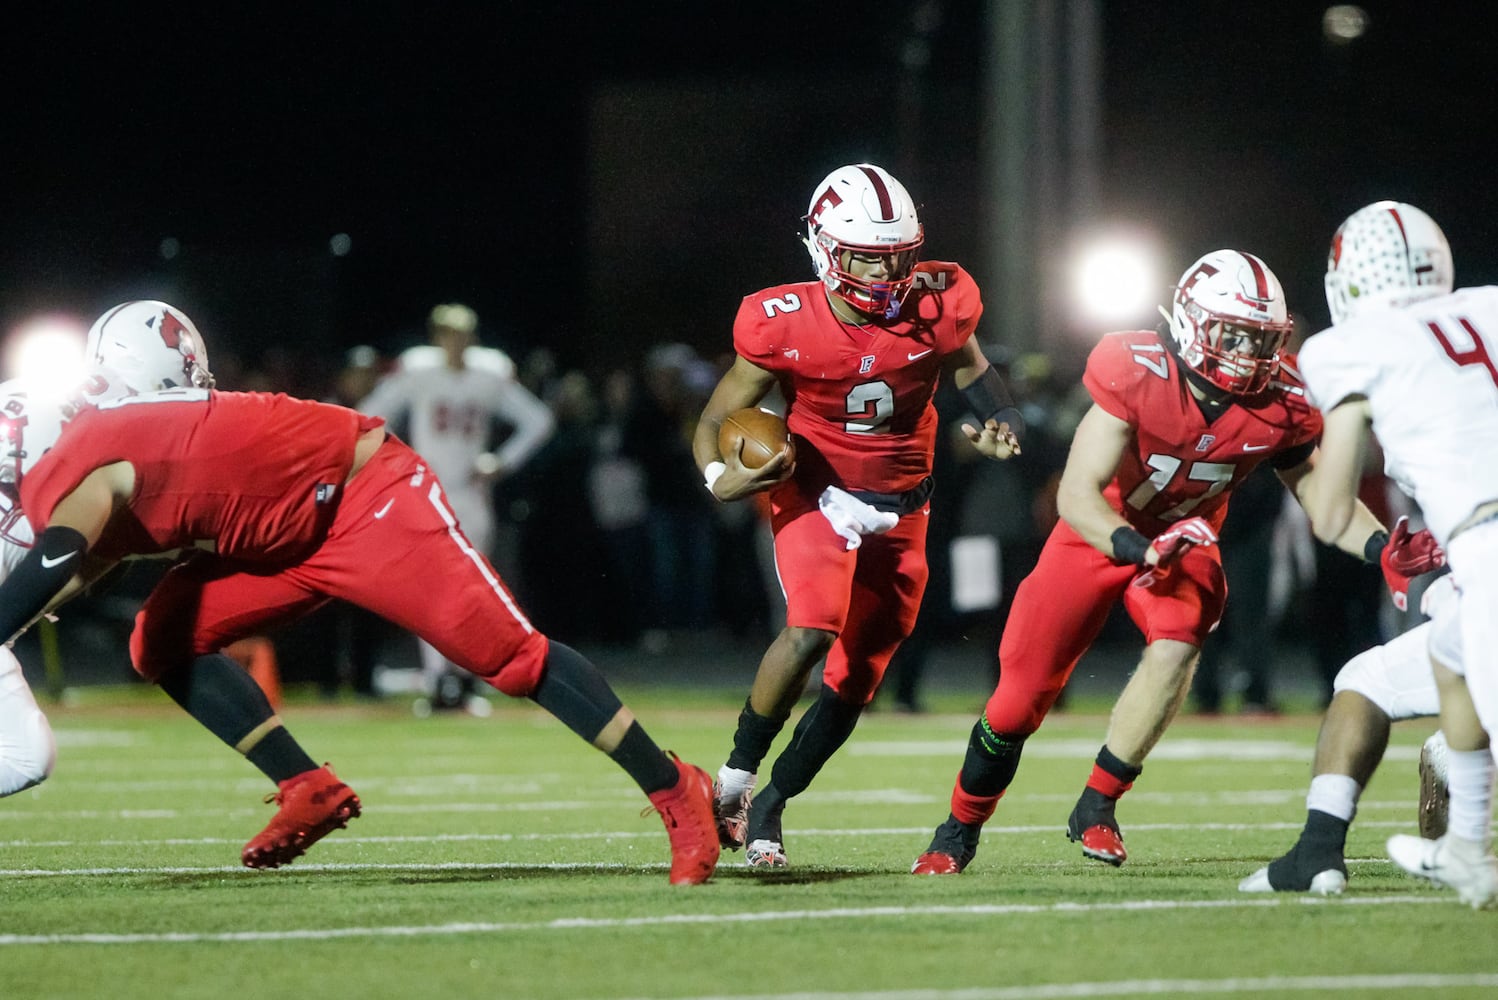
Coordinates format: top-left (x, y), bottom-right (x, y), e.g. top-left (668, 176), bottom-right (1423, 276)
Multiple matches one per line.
top-left (357, 303), bottom-right (554, 713)
top-left (1297, 201), bottom-right (1498, 908)
top-left (1, 299), bottom-right (216, 796)
top-left (0, 495), bottom-right (53, 795)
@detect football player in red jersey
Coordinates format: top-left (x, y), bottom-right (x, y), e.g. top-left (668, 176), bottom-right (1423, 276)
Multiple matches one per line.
top-left (692, 163), bottom-right (1023, 868)
top-left (0, 385), bottom-right (721, 885)
top-left (911, 249), bottom-right (1432, 875)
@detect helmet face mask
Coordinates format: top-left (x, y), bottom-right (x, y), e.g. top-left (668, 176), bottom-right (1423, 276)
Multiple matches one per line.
top-left (1325, 201), bottom-right (1453, 324)
top-left (1168, 249), bottom-right (1293, 395)
top-left (84, 301), bottom-right (214, 392)
top-left (804, 163), bottom-right (924, 320)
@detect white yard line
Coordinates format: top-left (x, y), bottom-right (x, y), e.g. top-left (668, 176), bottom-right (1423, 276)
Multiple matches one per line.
top-left (0, 893), bottom-right (1455, 946)
top-left (0, 818), bottom-right (1433, 852)
top-left (608, 973), bottom-right (1498, 1000)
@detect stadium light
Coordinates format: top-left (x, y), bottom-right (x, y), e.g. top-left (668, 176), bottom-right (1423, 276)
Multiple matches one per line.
top-left (3, 313), bottom-right (89, 397)
top-left (1068, 230), bottom-right (1166, 331)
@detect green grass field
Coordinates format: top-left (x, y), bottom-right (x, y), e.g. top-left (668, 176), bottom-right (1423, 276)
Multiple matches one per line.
top-left (3, 682), bottom-right (1494, 1000)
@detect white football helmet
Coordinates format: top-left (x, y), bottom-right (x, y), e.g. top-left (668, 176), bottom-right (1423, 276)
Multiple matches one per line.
top-left (803, 163), bottom-right (924, 320)
top-left (84, 301), bottom-right (214, 391)
top-left (1166, 249), bottom-right (1294, 395)
top-left (1325, 201), bottom-right (1453, 324)
top-left (0, 381), bottom-right (71, 491)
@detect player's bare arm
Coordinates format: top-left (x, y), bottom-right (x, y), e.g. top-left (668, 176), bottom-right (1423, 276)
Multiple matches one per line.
top-left (947, 336), bottom-right (1022, 459)
top-left (1278, 400), bottom-right (1376, 549)
top-left (692, 355), bottom-right (793, 501)
top-left (1054, 404), bottom-right (1151, 554)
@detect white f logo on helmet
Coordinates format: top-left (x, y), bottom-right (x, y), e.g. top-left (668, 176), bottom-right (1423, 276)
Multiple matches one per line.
top-left (803, 163), bottom-right (924, 321)
top-left (1166, 249), bottom-right (1294, 395)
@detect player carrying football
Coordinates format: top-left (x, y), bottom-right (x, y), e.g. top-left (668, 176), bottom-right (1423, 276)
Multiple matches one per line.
top-left (692, 163), bottom-right (1023, 868)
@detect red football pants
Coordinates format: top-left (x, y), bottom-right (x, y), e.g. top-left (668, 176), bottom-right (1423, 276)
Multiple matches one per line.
top-left (769, 495), bottom-right (930, 705)
top-left (130, 436), bottom-right (549, 697)
top-left (982, 519), bottom-right (1227, 735)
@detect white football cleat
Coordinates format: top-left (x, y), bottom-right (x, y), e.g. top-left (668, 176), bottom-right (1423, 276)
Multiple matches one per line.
top-left (713, 766), bottom-right (755, 850)
top-left (1237, 864), bottom-right (1346, 895)
top-left (746, 838), bottom-right (787, 869)
top-left (1387, 833), bottom-right (1498, 909)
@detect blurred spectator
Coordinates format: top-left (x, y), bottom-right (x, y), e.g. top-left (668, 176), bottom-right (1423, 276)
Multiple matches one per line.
top-left (620, 343), bottom-right (717, 643)
top-left (1192, 463), bottom-right (1285, 714)
top-left (518, 371), bottom-right (608, 637)
top-left (588, 368), bottom-right (652, 643)
top-left (358, 303), bottom-right (555, 715)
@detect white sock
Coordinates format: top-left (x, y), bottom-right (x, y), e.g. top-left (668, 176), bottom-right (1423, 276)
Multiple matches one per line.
top-left (1306, 773), bottom-right (1361, 823)
top-left (1446, 748), bottom-right (1495, 844)
top-left (716, 765), bottom-right (755, 799)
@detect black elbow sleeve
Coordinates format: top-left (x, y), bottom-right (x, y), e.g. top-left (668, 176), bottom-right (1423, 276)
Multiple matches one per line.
top-left (0, 526), bottom-right (88, 643)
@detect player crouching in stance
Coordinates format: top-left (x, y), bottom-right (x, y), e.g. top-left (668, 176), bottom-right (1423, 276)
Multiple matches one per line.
top-left (0, 350), bottom-right (719, 884)
top-left (694, 163), bottom-right (1022, 868)
top-left (912, 249), bottom-right (1423, 875)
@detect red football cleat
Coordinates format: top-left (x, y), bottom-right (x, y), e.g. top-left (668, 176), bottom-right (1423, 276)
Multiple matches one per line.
top-left (910, 815), bottom-right (981, 875)
top-left (911, 851), bottom-right (964, 875)
top-left (1072, 823), bottom-right (1127, 866)
top-left (242, 765), bottom-right (361, 869)
top-left (647, 755), bottom-right (720, 885)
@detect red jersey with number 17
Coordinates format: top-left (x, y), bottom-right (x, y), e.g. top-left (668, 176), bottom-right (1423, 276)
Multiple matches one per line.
top-left (733, 260), bottom-right (981, 494)
top-left (1082, 330), bottom-right (1322, 538)
top-left (22, 390), bottom-right (383, 565)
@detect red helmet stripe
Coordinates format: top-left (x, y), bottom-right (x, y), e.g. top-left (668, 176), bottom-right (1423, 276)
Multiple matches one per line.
top-left (1242, 253), bottom-right (1271, 300)
top-left (858, 166), bottom-right (895, 222)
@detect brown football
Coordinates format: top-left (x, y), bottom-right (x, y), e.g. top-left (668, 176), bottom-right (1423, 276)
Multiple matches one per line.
top-left (719, 407), bottom-right (794, 470)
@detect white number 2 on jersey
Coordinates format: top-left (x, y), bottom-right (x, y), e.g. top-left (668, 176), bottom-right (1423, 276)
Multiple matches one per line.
top-left (845, 380), bottom-right (894, 434)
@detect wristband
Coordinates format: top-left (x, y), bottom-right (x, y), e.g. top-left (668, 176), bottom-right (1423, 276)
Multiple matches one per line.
top-left (703, 461), bottom-right (727, 497)
top-left (1110, 526), bottom-right (1151, 566)
top-left (1363, 530), bottom-right (1389, 565)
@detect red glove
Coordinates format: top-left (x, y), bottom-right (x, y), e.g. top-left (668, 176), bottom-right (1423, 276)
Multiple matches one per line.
top-left (1381, 516), bottom-right (1446, 611)
top-left (1133, 516), bottom-right (1219, 589)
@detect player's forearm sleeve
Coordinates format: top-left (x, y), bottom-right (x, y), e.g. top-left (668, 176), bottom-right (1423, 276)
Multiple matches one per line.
top-left (0, 527), bottom-right (88, 644)
top-left (960, 366), bottom-right (1025, 444)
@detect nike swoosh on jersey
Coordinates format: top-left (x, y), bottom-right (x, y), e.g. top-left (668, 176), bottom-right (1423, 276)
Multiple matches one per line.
top-left (908, 349), bottom-right (934, 361)
top-left (41, 551), bottom-right (78, 569)
top-left (1242, 443), bottom-right (1271, 452)
top-left (373, 498), bottom-right (395, 519)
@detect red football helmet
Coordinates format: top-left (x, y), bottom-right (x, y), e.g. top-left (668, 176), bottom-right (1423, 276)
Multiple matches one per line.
top-left (1167, 249), bottom-right (1293, 394)
top-left (803, 164), bottom-right (924, 320)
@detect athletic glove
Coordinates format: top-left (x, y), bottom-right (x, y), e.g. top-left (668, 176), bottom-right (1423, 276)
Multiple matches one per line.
top-left (1381, 516), bottom-right (1445, 612)
top-left (1133, 516), bottom-right (1219, 589)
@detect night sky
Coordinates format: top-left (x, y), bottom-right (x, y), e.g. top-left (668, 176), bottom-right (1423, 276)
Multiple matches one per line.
top-left (3, 2), bottom-right (1496, 388)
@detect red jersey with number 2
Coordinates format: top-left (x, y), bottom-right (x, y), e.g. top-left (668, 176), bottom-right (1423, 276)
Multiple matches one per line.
top-left (1083, 330), bottom-right (1322, 538)
top-left (733, 260), bottom-right (981, 495)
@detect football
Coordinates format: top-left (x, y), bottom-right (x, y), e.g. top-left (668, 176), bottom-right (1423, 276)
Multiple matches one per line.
top-left (719, 407), bottom-right (794, 470)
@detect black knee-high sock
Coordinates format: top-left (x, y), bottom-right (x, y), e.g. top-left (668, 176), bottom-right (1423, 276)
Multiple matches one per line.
top-left (958, 715), bottom-right (1026, 797)
top-left (157, 653), bottom-right (316, 783)
top-left (530, 641), bottom-right (677, 794)
top-left (725, 699), bottom-right (789, 772)
top-left (766, 685), bottom-right (863, 799)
